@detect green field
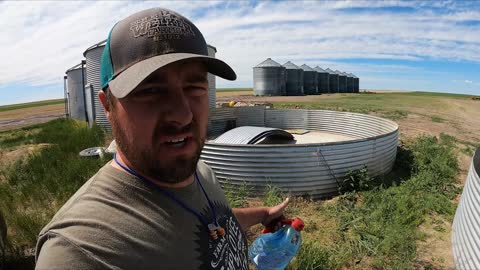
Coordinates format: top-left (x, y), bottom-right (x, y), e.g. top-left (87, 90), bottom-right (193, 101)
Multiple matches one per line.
top-left (0, 99), bottom-right (64, 113)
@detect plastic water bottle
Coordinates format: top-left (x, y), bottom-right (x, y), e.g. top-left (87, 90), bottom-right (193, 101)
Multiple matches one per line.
top-left (249, 218), bottom-right (305, 270)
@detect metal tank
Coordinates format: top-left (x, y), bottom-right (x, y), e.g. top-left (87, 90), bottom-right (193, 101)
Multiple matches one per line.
top-left (346, 72), bottom-right (354, 93)
top-left (283, 61), bottom-right (304, 96)
top-left (84, 40), bottom-right (110, 130)
top-left (65, 63), bottom-right (87, 121)
top-left (207, 44), bottom-right (217, 108)
top-left (300, 64), bottom-right (318, 95)
top-left (336, 70), bottom-right (347, 93)
top-left (253, 58), bottom-right (286, 96)
top-left (452, 149), bottom-right (480, 270)
top-left (325, 68), bottom-right (338, 93)
top-left (201, 107), bottom-right (399, 199)
top-left (314, 66), bottom-right (329, 94)
top-left (352, 73), bottom-right (360, 93)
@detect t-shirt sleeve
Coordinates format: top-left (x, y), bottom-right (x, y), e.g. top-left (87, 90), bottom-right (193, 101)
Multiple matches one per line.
top-left (35, 233), bottom-right (105, 270)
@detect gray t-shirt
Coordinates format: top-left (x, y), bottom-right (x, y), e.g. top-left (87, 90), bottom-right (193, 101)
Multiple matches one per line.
top-left (35, 160), bottom-right (248, 270)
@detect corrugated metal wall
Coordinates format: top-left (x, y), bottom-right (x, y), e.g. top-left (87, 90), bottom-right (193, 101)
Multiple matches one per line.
top-left (452, 148), bottom-right (480, 269)
top-left (66, 67), bottom-right (86, 121)
top-left (84, 41), bottom-right (110, 130)
top-left (207, 45), bottom-right (217, 109)
top-left (200, 108), bottom-right (399, 199)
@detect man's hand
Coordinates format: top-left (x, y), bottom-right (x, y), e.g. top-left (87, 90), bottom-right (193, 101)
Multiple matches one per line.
top-left (232, 198), bottom-right (290, 232)
top-left (262, 198), bottom-right (290, 226)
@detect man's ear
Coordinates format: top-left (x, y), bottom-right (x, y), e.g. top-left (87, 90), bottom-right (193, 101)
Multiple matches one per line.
top-left (98, 90), bottom-right (111, 116)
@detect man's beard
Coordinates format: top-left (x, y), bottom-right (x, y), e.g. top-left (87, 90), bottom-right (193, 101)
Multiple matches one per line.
top-left (111, 113), bottom-right (205, 184)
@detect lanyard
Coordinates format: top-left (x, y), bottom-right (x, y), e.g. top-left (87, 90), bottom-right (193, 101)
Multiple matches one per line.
top-left (113, 153), bottom-right (219, 229)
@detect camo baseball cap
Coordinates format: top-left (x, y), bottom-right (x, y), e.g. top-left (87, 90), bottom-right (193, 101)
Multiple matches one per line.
top-left (100, 8), bottom-right (236, 98)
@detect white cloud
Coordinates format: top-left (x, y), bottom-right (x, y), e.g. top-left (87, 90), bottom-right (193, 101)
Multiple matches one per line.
top-left (464, 80), bottom-right (473, 84)
top-left (0, 0), bottom-right (479, 92)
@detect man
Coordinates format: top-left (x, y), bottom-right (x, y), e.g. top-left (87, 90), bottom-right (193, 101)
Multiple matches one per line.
top-left (35, 7), bottom-right (289, 270)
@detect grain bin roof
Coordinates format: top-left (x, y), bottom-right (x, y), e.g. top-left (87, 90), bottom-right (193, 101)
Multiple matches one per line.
top-left (314, 66), bottom-right (327, 73)
top-left (283, 61), bottom-right (301, 70)
top-left (213, 126), bottom-right (294, 145)
top-left (255, 58), bottom-right (283, 68)
top-left (325, 68), bottom-right (336, 74)
top-left (300, 64), bottom-right (315, 72)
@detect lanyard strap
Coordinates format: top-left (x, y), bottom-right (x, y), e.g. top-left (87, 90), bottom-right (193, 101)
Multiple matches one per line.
top-left (113, 153), bottom-right (218, 227)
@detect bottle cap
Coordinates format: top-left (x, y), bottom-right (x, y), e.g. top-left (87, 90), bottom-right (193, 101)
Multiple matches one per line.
top-left (291, 218), bottom-right (305, 232)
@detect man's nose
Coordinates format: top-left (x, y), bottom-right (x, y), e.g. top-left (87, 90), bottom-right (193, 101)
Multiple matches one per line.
top-left (163, 89), bottom-right (193, 127)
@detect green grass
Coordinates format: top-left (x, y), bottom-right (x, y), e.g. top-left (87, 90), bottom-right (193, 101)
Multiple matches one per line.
top-left (0, 99), bottom-right (64, 113)
top-left (273, 91), bottom-right (473, 115)
top-left (431, 115), bottom-right (444, 123)
top-left (0, 119), bottom-right (108, 255)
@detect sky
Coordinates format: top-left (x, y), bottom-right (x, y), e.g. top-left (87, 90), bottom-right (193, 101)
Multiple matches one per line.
top-left (1, 0), bottom-right (479, 106)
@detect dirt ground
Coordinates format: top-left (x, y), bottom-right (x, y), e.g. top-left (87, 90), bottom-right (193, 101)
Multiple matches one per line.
top-left (0, 104), bottom-right (65, 131)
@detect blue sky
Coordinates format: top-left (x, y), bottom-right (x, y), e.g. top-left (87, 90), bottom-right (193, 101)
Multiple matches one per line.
top-left (1, 0), bottom-right (479, 105)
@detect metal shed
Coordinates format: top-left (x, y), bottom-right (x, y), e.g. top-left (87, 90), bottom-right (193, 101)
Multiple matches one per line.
top-left (65, 63), bottom-right (87, 121)
top-left (325, 68), bottom-right (338, 93)
top-left (283, 61), bottom-right (304, 96)
top-left (253, 58), bottom-right (286, 96)
top-left (314, 66), bottom-right (329, 94)
top-left (300, 64), bottom-right (318, 95)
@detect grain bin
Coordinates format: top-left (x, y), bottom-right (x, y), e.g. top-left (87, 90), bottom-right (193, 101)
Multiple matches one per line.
top-left (352, 73), bottom-right (360, 93)
top-left (314, 66), bottom-right (329, 94)
top-left (346, 72), bottom-right (354, 93)
top-left (65, 63), bottom-right (87, 121)
top-left (253, 58), bottom-right (286, 96)
top-left (283, 61), bottom-right (304, 96)
top-left (325, 68), bottom-right (338, 93)
top-left (336, 70), bottom-right (347, 93)
top-left (84, 40), bottom-right (110, 130)
top-left (300, 64), bottom-right (318, 95)
top-left (207, 44), bottom-right (217, 108)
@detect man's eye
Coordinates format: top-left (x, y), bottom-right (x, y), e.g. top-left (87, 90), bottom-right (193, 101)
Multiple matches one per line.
top-left (135, 88), bottom-right (157, 96)
top-left (187, 87), bottom-right (207, 96)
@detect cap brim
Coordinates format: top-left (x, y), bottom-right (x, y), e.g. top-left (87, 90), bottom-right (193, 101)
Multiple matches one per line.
top-left (108, 53), bottom-right (236, 98)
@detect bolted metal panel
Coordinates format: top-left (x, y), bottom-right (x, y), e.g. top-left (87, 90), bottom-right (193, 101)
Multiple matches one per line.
top-left (84, 84), bottom-right (95, 128)
top-left (208, 108), bottom-right (237, 137)
top-left (253, 58), bottom-right (286, 96)
top-left (207, 44), bottom-right (217, 108)
top-left (314, 66), bottom-right (329, 94)
top-left (452, 149), bottom-right (480, 270)
top-left (325, 68), bottom-right (338, 93)
top-left (66, 65), bottom-right (86, 121)
top-left (200, 108), bottom-right (398, 199)
top-left (335, 70), bottom-right (347, 93)
top-left (84, 41), bottom-right (110, 131)
top-left (346, 72), bottom-right (354, 93)
top-left (300, 64), bottom-right (318, 95)
top-left (233, 106), bottom-right (266, 127)
top-left (283, 61), bottom-right (304, 96)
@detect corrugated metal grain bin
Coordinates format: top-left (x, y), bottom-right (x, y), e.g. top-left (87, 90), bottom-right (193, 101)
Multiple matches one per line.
top-left (346, 72), bottom-right (354, 93)
top-left (253, 58), bottom-right (286, 96)
top-left (336, 70), bottom-right (347, 93)
top-left (84, 40), bottom-right (110, 130)
top-left (207, 44), bottom-right (217, 108)
top-left (283, 61), bottom-right (304, 96)
top-left (314, 66), bottom-right (329, 94)
top-left (66, 64), bottom-right (86, 121)
top-left (325, 68), bottom-right (338, 93)
top-left (300, 64), bottom-right (318, 95)
top-left (201, 107), bottom-right (399, 199)
top-left (352, 73), bottom-right (360, 93)
top-left (452, 149), bottom-right (480, 270)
